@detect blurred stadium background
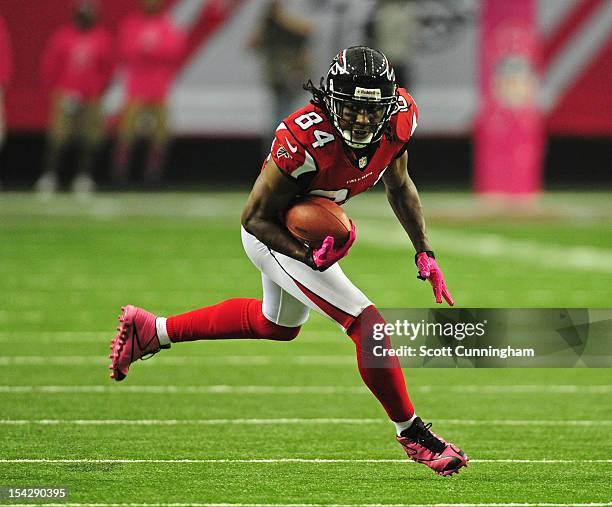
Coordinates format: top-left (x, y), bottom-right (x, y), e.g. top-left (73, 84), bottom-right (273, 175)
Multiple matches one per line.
top-left (0, 0), bottom-right (610, 505)
top-left (0, 0), bottom-right (610, 188)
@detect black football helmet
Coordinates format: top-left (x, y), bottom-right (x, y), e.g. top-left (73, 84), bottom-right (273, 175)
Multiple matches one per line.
top-left (320, 46), bottom-right (398, 148)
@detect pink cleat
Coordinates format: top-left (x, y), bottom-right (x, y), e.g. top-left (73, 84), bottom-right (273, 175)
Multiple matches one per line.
top-left (396, 417), bottom-right (469, 476)
top-left (109, 305), bottom-right (170, 381)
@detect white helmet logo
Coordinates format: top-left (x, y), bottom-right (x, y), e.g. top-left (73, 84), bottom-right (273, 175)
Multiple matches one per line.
top-left (329, 49), bottom-right (349, 75)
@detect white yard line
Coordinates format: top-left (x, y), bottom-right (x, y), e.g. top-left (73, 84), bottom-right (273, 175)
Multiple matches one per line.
top-left (358, 222), bottom-right (612, 273)
top-left (0, 385), bottom-right (365, 394)
top-left (0, 193), bottom-right (247, 220)
top-left (0, 459), bottom-right (611, 465)
top-left (0, 331), bottom-right (341, 344)
top-left (0, 332), bottom-right (110, 343)
top-left (445, 385), bottom-right (612, 394)
top-left (0, 418), bottom-right (382, 426)
top-left (0, 418), bottom-right (610, 427)
top-left (0, 356), bottom-right (354, 366)
top-left (1, 504), bottom-right (611, 507)
top-left (0, 385), bottom-right (609, 394)
top-left (1, 355), bottom-right (611, 372)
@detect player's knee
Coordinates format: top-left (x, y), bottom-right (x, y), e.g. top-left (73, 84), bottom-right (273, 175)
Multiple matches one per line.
top-left (257, 317), bottom-right (301, 341)
top-left (270, 323), bottom-right (301, 341)
top-left (247, 299), bottom-right (301, 341)
top-left (346, 305), bottom-right (386, 347)
top-left (347, 305), bottom-right (384, 334)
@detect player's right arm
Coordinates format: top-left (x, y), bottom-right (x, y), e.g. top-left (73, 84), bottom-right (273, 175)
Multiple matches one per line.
top-left (241, 158), bottom-right (310, 263)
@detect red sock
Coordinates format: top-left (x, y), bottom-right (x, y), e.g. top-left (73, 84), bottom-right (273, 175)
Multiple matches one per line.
top-left (166, 298), bottom-right (300, 342)
top-left (346, 306), bottom-right (414, 422)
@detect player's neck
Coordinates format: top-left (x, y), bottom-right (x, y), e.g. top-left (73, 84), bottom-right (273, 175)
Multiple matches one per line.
top-left (342, 141), bottom-right (379, 171)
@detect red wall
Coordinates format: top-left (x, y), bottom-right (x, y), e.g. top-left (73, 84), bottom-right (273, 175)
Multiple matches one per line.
top-left (547, 40), bottom-right (612, 135)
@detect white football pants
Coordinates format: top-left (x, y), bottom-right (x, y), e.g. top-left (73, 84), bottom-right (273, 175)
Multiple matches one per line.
top-left (241, 227), bottom-right (372, 330)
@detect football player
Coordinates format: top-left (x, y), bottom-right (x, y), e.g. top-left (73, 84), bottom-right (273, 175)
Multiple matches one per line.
top-left (36, 0), bottom-right (113, 194)
top-left (111, 0), bottom-right (187, 186)
top-left (109, 46), bottom-right (467, 476)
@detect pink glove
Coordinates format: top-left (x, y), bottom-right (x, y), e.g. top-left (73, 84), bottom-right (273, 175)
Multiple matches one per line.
top-left (307, 221), bottom-right (356, 271)
top-left (416, 251), bottom-right (454, 306)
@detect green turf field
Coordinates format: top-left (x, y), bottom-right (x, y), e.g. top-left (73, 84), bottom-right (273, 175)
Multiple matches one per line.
top-left (0, 191), bottom-right (611, 506)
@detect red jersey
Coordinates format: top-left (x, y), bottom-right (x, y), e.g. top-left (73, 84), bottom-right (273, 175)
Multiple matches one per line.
top-left (118, 12), bottom-right (187, 103)
top-left (41, 25), bottom-right (113, 100)
top-left (270, 89), bottom-right (418, 204)
top-left (0, 15), bottom-right (12, 87)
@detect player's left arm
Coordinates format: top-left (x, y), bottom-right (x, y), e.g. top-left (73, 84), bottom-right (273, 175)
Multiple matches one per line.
top-left (382, 151), bottom-right (430, 251)
top-left (382, 151), bottom-right (454, 305)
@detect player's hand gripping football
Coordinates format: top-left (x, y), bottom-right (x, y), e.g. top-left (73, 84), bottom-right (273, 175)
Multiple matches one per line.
top-left (416, 251), bottom-right (454, 306)
top-left (307, 220), bottom-right (356, 271)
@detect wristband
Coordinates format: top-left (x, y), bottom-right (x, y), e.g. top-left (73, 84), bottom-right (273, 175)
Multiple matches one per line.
top-left (304, 246), bottom-right (318, 270)
top-left (414, 250), bottom-right (435, 265)
top-left (415, 250), bottom-right (435, 280)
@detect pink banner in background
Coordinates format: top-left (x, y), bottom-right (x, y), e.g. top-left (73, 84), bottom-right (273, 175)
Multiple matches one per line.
top-left (474, 0), bottom-right (544, 196)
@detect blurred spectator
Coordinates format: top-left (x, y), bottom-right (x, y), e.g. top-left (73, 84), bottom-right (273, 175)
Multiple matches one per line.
top-left (111, 0), bottom-right (187, 186)
top-left (249, 0), bottom-right (313, 132)
top-left (366, 0), bottom-right (418, 89)
top-left (36, 0), bottom-right (113, 195)
top-left (0, 12), bottom-right (12, 168)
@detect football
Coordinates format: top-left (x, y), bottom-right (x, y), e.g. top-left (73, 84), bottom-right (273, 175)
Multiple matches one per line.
top-left (284, 196), bottom-right (351, 248)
